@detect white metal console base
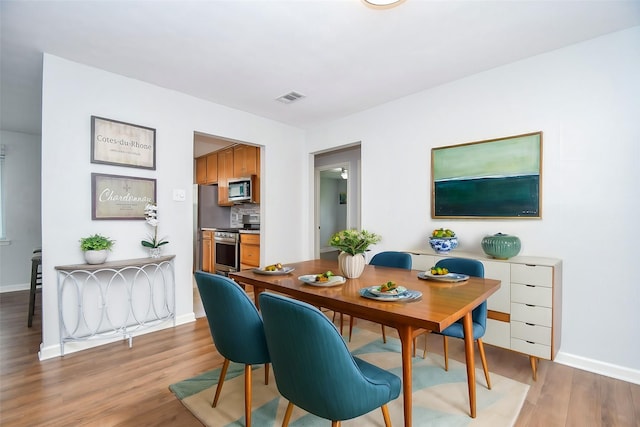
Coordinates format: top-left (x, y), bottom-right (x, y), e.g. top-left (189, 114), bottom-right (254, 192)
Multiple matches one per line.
top-left (55, 255), bottom-right (176, 356)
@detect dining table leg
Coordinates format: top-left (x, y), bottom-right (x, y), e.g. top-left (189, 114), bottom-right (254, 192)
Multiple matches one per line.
top-left (462, 311), bottom-right (476, 418)
top-left (396, 325), bottom-right (413, 427)
top-left (252, 286), bottom-right (264, 309)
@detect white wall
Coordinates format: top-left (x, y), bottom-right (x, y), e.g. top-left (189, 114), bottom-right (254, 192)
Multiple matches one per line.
top-left (0, 130), bottom-right (41, 290)
top-left (307, 27), bottom-right (640, 378)
top-left (40, 55), bottom-right (307, 358)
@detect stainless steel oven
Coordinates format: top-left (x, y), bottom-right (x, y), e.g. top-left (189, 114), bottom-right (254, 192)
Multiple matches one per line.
top-left (214, 230), bottom-right (240, 276)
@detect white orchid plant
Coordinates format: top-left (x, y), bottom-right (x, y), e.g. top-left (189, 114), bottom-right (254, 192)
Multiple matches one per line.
top-left (141, 203), bottom-right (169, 249)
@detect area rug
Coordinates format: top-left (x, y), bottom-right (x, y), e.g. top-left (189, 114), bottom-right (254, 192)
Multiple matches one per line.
top-left (170, 328), bottom-right (529, 426)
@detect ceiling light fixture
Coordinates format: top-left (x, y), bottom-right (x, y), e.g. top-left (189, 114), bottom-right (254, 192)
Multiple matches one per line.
top-left (363, 0), bottom-right (405, 8)
top-left (341, 168), bottom-right (348, 180)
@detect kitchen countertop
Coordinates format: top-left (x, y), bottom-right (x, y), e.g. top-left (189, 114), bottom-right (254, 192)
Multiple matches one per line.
top-left (239, 229), bottom-right (260, 234)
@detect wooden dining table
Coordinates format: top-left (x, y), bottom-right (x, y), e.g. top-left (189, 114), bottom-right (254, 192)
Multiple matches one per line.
top-left (229, 258), bottom-right (500, 427)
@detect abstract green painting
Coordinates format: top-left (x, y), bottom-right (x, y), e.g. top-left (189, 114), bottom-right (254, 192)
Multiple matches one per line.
top-left (431, 132), bottom-right (542, 218)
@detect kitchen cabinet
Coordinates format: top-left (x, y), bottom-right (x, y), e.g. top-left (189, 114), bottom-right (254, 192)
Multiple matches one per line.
top-left (408, 250), bottom-right (561, 380)
top-left (196, 144), bottom-right (260, 205)
top-left (240, 233), bottom-right (260, 270)
top-left (232, 145), bottom-right (260, 204)
top-left (202, 230), bottom-right (214, 273)
top-left (195, 152), bottom-right (218, 184)
top-left (233, 145), bottom-right (258, 177)
top-left (217, 147), bottom-right (234, 206)
top-left (206, 152), bottom-right (218, 183)
top-left (195, 156), bottom-right (207, 184)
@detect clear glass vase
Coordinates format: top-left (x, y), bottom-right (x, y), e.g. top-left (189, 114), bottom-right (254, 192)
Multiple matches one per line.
top-left (149, 247), bottom-right (161, 258)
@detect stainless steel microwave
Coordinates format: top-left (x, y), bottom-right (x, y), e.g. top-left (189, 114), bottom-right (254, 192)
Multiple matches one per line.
top-left (228, 176), bottom-right (255, 203)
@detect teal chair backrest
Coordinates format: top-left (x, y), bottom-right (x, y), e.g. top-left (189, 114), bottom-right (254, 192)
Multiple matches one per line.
top-left (259, 292), bottom-right (400, 421)
top-left (369, 251), bottom-right (412, 270)
top-left (435, 258), bottom-right (487, 337)
top-left (194, 271), bottom-right (269, 364)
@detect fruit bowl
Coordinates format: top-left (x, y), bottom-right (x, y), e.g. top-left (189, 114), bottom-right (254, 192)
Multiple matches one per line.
top-left (429, 237), bottom-right (458, 254)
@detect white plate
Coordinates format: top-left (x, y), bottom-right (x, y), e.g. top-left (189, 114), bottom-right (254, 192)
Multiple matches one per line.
top-left (253, 266), bottom-right (295, 275)
top-left (298, 274), bottom-right (346, 287)
top-left (360, 288), bottom-right (422, 301)
top-left (368, 285), bottom-right (407, 297)
top-left (418, 271), bottom-right (469, 282)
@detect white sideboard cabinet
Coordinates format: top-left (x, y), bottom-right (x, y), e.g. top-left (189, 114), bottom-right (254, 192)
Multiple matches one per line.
top-left (407, 250), bottom-right (562, 380)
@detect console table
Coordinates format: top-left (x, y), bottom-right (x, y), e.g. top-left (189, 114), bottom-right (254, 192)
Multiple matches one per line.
top-left (55, 255), bottom-right (175, 355)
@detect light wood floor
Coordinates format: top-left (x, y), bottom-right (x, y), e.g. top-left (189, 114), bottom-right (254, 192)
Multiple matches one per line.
top-left (1, 289), bottom-right (638, 426)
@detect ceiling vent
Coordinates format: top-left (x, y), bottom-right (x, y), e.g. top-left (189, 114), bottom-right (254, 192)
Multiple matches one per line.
top-left (276, 91), bottom-right (305, 104)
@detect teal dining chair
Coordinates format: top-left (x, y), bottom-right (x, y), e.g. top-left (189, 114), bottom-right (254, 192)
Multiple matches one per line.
top-left (259, 292), bottom-right (400, 427)
top-left (431, 258), bottom-right (491, 389)
top-left (194, 271), bottom-right (271, 427)
top-left (347, 251), bottom-right (412, 342)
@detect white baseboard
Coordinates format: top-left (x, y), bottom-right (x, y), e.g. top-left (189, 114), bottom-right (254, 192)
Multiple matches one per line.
top-left (0, 283), bottom-right (30, 293)
top-left (555, 351), bottom-right (640, 385)
top-left (38, 313), bottom-right (196, 361)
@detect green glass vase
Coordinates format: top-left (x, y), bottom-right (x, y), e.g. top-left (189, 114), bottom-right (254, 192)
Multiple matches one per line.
top-left (481, 233), bottom-right (521, 259)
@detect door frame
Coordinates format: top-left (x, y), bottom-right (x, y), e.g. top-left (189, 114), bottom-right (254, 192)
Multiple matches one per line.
top-left (314, 162), bottom-right (351, 259)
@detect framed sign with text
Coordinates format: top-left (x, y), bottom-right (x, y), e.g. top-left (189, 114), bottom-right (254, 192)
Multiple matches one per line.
top-left (91, 173), bottom-right (156, 220)
top-left (91, 116), bottom-right (156, 170)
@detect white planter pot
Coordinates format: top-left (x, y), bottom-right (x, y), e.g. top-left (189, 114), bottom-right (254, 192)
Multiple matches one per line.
top-left (338, 252), bottom-right (366, 279)
top-left (149, 247), bottom-right (162, 258)
top-left (84, 249), bottom-right (108, 265)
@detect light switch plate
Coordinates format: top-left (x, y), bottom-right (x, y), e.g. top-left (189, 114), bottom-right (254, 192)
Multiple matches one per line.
top-left (173, 189), bottom-right (186, 201)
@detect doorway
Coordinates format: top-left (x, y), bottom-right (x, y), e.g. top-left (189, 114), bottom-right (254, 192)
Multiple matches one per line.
top-left (317, 165), bottom-right (349, 260)
top-left (314, 144), bottom-right (361, 259)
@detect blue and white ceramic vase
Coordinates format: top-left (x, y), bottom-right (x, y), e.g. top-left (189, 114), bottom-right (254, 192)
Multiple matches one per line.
top-left (429, 237), bottom-right (459, 254)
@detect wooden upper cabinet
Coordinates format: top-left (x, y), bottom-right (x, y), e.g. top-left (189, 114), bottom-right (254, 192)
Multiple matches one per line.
top-left (196, 144), bottom-right (260, 204)
top-left (206, 152), bottom-right (218, 183)
top-left (195, 156), bottom-right (207, 184)
top-left (195, 153), bottom-right (218, 184)
top-left (233, 145), bottom-right (258, 177)
top-left (217, 147), bottom-right (234, 206)
top-left (254, 148), bottom-right (261, 204)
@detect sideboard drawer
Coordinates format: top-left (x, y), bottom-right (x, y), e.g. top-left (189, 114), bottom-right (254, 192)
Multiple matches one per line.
top-left (511, 320), bottom-right (551, 345)
top-left (511, 283), bottom-right (552, 308)
top-left (511, 302), bottom-right (552, 327)
top-left (511, 337), bottom-right (551, 359)
top-left (511, 264), bottom-right (553, 287)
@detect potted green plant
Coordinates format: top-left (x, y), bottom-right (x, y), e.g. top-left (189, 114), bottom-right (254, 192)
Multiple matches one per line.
top-left (329, 229), bottom-right (381, 278)
top-left (79, 233), bottom-right (115, 264)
